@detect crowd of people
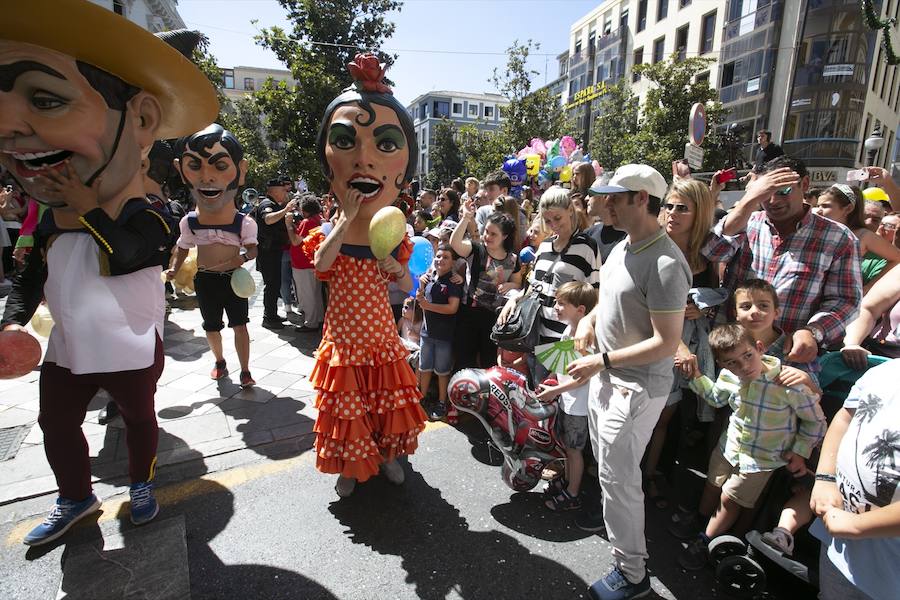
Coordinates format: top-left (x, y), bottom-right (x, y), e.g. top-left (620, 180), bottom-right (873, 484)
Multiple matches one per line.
top-left (1, 4), bottom-right (899, 598)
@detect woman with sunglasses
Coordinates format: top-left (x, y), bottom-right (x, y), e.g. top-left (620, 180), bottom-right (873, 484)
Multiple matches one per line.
top-left (643, 178), bottom-right (718, 510)
top-left (812, 185), bottom-right (900, 292)
top-left (435, 188), bottom-right (461, 223)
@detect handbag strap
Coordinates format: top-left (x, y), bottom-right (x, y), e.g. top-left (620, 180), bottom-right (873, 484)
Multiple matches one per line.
top-left (533, 233), bottom-right (576, 293)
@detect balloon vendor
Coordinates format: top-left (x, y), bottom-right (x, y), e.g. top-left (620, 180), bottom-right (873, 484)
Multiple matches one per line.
top-left (0, 0), bottom-right (218, 545)
top-left (167, 124), bottom-right (258, 388)
top-left (303, 52), bottom-right (427, 498)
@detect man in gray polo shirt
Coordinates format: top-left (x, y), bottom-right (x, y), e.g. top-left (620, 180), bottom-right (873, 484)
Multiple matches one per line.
top-left (569, 164), bottom-right (691, 600)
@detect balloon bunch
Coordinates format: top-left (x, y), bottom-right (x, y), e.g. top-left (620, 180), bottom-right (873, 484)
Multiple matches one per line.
top-left (512, 136), bottom-right (603, 190)
top-left (369, 206), bottom-right (434, 298)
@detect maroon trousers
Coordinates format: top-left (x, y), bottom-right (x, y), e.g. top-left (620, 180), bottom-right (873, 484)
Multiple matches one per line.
top-left (38, 336), bottom-right (164, 501)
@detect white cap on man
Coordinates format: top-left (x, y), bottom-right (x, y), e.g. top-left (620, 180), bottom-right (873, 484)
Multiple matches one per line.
top-left (588, 164), bottom-right (668, 200)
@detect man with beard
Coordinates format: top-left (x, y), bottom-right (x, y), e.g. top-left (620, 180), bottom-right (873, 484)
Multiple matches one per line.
top-left (255, 177), bottom-right (294, 328)
top-left (167, 124), bottom-right (257, 387)
top-left (0, 0), bottom-right (217, 545)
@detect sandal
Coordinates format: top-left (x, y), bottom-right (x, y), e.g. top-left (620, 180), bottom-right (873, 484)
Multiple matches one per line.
top-left (543, 475), bottom-right (568, 497)
top-left (645, 474), bottom-right (669, 510)
top-left (544, 488), bottom-right (582, 511)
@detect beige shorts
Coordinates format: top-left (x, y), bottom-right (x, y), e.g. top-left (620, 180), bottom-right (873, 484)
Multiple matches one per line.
top-left (707, 447), bottom-right (774, 509)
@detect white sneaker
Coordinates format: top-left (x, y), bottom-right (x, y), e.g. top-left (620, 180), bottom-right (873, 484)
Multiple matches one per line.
top-left (335, 476), bottom-right (356, 498)
top-left (381, 460), bottom-right (405, 485)
top-left (761, 527), bottom-right (794, 555)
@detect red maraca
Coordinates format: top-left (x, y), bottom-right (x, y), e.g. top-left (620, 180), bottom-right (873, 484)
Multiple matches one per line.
top-left (0, 329), bottom-right (42, 379)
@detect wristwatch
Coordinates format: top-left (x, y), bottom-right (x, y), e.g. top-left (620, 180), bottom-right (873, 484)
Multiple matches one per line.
top-left (799, 324), bottom-right (824, 346)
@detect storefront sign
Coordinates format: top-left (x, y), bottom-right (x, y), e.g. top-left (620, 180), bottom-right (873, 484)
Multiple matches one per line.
top-left (564, 82), bottom-right (609, 110)
top-left (684, 142), bottom-right (705, 170)
top-left (823, 64), bottom-right (854, 77)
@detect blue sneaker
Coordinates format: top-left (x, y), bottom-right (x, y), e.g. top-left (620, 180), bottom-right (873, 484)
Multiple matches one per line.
top-left (129, 481), bottom-right (159, 525)
top-left (23, 494), bottom-right (101, 546)
top-left (588, 567), bottom-right (651, 600)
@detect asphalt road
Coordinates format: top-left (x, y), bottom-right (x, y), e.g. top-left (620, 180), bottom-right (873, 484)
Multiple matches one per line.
top-left (0, 421), bottom-right (818, 599)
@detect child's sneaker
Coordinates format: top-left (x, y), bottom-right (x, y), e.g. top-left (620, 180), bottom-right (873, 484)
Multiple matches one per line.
top-left (210, 360), bottom-right (228, 380)
top-left (761, 527), bottom-right (794, 555)
top-left (129, 481), bottom-right (159, 525)
top-left (23, 494), bottom-right (102, 546)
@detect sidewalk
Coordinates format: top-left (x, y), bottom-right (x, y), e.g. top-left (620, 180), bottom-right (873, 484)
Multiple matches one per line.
top-left (0, 263), bottom-right (324, 506)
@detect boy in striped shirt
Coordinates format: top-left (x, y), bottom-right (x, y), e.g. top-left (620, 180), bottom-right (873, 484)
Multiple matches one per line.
top-left (676, 323), bottom-right (826, 570)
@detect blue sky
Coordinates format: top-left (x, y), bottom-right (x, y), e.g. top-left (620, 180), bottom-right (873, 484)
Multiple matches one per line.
top-left (178, 0), bottom-right (601, 106)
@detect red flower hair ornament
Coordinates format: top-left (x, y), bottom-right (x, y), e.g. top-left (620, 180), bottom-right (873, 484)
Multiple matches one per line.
top-left (348, 52), bottom-right (392, 94)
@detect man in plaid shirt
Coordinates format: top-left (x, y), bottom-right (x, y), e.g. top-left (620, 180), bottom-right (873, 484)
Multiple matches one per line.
top-left (702, 156), bottom-right (862, 364)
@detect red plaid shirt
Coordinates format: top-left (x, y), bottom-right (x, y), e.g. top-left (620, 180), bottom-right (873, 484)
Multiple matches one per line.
top-left (702, 208), bottom-right (861, 345)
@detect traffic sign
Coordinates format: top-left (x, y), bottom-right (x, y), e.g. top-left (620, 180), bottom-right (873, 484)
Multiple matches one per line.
top-left (684, 142), bottom-right (705, 170)
top-left (689, 103), bottom-right (707, 146)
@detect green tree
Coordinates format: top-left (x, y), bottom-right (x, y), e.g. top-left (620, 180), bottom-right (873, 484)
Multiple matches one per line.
top-left (458, 125), bottom-right (507, 180)
top-left (588, 80), bottom-right (640, 173)
top-left (490, 40), bottom-right (574, 154)
top-left (428, 118), bottom-right (464, 187)
top-left (588, 55), bottom-right (727, 174)
top-left (252, 0), bottom-right (402, 192)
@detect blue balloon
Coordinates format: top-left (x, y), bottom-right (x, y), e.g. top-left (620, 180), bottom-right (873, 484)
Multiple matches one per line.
top-left (519, 246), bottom-right (536, 264)
top-left (320, 221), bottom-right (333, 236)
top-left (408, 236), bottom-right (434, 277)
top-left (549, 155), bottom-right (567, 170)
top-left (408, 276), bottom-right (420, 297)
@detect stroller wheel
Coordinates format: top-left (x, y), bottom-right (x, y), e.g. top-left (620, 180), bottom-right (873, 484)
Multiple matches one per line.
top-left (709, 534), bottom-right (747, 565)
top-left (715, 555), bottom-right (767, 599)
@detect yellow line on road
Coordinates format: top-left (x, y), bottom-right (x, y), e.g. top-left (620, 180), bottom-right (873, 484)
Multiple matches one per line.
top-left (6, 420), bottom-right (449, 546)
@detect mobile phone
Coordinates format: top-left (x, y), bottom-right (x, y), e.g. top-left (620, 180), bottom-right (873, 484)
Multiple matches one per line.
top-left (846, 169), bottom-right (869, 182)
top-left (715, 168), bottom-right (737, 184)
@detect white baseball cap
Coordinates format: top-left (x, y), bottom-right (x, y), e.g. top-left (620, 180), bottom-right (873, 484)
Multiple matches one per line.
top-left (589, 164), bottom-right (668, 200)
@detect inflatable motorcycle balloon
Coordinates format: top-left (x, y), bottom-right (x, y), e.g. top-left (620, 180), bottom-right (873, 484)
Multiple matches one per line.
top-left (448, 367), bottom-right (566, 492)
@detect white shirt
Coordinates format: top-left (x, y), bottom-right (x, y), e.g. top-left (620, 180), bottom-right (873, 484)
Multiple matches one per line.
top-left (43, 233), bottom-right (164, 374)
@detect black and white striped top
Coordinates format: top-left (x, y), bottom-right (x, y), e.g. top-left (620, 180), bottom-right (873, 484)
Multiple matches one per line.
top-left (530, 232), bottom-right (600, 344)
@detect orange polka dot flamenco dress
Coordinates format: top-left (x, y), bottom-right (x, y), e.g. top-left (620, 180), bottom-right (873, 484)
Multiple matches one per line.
top-left (304, 232), bottom-right (427, 482)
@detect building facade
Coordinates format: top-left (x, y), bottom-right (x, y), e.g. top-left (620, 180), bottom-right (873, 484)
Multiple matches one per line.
top-left (720, 0), bottom-right (899, 183)
top-left (560, 0), bottom-right (726, 145)
top-left (219, 66), bottom-right (296, 103)
top-left (89, 0), bottom-right (185, 32)
top-left (406, 91), bottom-right (510, 180)
top-left (556, 0), bottom-right (898, 179)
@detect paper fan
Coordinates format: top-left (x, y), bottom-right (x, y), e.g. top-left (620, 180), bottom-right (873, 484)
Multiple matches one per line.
top-left (535, 339), bottom-right (582, 375)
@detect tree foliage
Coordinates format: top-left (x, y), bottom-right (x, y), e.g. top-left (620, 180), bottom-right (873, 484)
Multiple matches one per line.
top-left (428, 118), bottom-right (464, 188)
top-left (588, 55), bottom-right (728, 175)
top-left (251, 0), bottom-right (402, 192)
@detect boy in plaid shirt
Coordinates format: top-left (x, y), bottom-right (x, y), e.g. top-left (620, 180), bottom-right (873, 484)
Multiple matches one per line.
top-left (676, 323), bottom-right (826, 570)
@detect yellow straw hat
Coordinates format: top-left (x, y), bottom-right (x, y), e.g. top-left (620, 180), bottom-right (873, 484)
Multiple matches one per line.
top-left (0, 0), bottom-right (219, 139)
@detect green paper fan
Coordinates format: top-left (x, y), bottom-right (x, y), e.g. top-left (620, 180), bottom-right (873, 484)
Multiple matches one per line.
top-left (535, 339), bottom-right (582, 375)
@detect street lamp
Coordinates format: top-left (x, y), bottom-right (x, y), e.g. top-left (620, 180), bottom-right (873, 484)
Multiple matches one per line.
top-left (865, 125), bottom-right (884, 167)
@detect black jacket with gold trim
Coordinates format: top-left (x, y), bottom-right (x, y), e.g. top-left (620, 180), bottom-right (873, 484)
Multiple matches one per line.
top-left (0, 198), bottom-right (170, 328)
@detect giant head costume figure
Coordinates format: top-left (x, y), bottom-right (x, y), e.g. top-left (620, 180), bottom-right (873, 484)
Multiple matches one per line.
top-left (174, 124), bottom-right (247, 215)
top-left (316, 53), bottom-right (416, 241)
top-left (0, 0), bottom-right (218, 221)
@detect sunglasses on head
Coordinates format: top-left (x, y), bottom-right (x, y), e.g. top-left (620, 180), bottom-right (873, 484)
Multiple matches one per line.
top-left (664, 203), bottom-right (690, 213)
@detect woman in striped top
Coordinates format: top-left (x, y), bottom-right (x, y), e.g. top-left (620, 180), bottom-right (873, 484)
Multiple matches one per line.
top-left (498, 186), bottom-right (600, 383)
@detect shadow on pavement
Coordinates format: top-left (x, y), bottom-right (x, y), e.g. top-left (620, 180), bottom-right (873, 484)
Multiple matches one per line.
top-left (329, 465), bottom-right (591, 600)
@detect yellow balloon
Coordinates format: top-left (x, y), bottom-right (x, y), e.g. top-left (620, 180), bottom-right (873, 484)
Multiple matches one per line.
top-left (560, 165), bottom-right (573, 183)
top-left (230, 267), bottom-right (256, 299)
top-left (525, 154), bottom-right (541, 176)
top-left (369, 206), bottom-right (407, 260)
top-left (30, 304), bottom-right (54, 338)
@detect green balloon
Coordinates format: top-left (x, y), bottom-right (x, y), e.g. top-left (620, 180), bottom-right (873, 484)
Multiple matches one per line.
top-left (230, 267), bottom-right (256, 299)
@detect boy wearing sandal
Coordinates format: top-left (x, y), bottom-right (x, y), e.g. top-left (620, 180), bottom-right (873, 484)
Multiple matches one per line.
top-left (167, 124), bottom-right (258, 387)
top-left (536, 281), bottom-right (597, 511)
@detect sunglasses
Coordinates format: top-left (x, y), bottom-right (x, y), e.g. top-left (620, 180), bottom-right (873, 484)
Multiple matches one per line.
top-left (774, 187), bottom-right (793, 196)
top-left (664, 203), bottom-right (691, 213)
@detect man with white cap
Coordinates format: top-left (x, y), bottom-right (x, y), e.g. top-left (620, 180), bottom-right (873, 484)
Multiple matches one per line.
top-left (569, 164), bottom-right (691, 600)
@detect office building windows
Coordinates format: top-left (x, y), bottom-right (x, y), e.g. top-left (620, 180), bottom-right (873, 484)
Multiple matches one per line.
top-left (700, 11), bottom-right (716, 55)
top-left (653, 37), bottom-right (665, 64)
top-left (676, 25), bottom-right (689, 61)
top-left (633, 47), bottom-right (644, 82)
top-left (468, 104), bottom-right (479, 118)
top-left (434, 101), bottom-right (450, 118)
